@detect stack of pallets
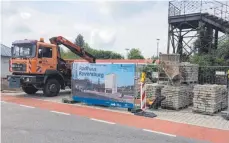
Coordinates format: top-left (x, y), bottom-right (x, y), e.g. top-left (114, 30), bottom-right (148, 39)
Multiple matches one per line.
top-left (179, 62), bottom-right (199, 83)
top-left (161, 85), bottom-right (193, 110)
top-left (193, 84), bottom-right (228, 115)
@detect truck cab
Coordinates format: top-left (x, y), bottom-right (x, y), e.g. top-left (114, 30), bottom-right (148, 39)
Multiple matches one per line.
top-left (10, 38), bottom-right (57, 74)
top-left (8, 38), bottom-right (66, 97)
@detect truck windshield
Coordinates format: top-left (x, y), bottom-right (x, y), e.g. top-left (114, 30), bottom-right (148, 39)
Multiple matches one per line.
top-left (11, 43), bottom-right (36, 58)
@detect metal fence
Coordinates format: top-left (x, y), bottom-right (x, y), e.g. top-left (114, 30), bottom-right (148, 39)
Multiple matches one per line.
top-left (199, 66), bottom-right (229, 85)
top-left (136, 63), bottom-right (229, 86)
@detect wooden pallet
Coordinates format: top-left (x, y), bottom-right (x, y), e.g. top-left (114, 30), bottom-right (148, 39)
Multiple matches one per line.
top-left (161, 105), bottom-right (189, 111)
top-left (192, 109), bottom-right (219, 116)
top-left (180, 81), bottom-right (198, 84)
top-left (192, 106), bottom-right (228, 116)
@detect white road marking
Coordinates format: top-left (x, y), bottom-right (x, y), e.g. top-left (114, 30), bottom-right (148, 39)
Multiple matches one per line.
top-left (50, 111), bottom-right (70, 116)
top-left (90, 118), bottom-right (116, 125)
top-left (29, 97), bottom-right (132, 115)
top-left (143, 129), bottom-right (176, 137)
top-left (19, 104), bottom-right (35, 109)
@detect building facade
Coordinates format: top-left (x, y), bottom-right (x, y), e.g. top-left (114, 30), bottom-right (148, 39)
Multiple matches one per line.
top-left (1, 44), bottom-right (11, 78)
top-left (105, 73), bottom-right (117, 94)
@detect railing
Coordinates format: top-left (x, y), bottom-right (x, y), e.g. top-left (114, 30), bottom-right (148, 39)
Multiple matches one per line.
top-left (219, 34), bottom-right (229, 43)
top-left (168, 2), bottom-right (181, 17)
top-left (169, 0), bottom-right (229, 21)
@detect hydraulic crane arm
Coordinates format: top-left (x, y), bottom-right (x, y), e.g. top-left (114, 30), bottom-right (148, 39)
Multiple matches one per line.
top-left (49, 36), bottom-right (96, 63)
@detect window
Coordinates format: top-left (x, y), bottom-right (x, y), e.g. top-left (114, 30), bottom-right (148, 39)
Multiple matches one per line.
top-left (38, 46), bottom-right (52, 58)
top-left (11, 43), bottom-right (36, 58)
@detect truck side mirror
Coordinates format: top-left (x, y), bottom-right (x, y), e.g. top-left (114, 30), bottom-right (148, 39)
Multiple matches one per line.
top-left (11, 47), bottom-right (13, 55)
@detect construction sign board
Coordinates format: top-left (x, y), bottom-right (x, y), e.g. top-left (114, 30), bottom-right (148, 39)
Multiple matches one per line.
top-left (71, 63), bottom-right (136, 109)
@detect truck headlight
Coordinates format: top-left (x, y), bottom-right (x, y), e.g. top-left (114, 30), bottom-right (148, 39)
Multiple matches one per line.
top-left (24, 77), bottom-right (31, 82)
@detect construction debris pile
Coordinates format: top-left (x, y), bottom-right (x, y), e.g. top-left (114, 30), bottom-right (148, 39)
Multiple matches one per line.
top-left (179, 62), bottom-right (199, 83)
top-left (193, 84), bottom-right (228, 115)
top-left (161, 85), bottom-right (193, 110)
top-left (159, 54), bottom-right (199, 85)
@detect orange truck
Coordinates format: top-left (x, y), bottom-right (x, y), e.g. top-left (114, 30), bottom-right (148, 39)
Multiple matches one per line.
top-left (7, 36), bottom-right (96, 97)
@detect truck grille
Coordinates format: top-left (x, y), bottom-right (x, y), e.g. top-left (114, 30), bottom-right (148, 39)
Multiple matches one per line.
top-left (12, 63), bottom-right (26, 71)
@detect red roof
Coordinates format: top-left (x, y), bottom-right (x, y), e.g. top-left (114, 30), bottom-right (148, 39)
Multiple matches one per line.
top-left (73, 59), bottom-right (154, 64)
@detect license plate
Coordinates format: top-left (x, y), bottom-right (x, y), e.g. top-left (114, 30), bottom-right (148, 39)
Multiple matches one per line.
top-left (8, 77), bottom-right (21, 88)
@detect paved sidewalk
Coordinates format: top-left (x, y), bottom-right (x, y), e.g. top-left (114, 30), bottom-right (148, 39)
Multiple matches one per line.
top-left (151, 108), bottom-right (229, 131)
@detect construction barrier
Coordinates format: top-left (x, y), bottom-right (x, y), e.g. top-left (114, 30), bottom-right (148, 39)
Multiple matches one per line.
top-left (71, 62), bottom-right (136, 109)
top-left (140, 81), bottom-right (146, 110)
top-left (140, 72), bottom-right (146, 110)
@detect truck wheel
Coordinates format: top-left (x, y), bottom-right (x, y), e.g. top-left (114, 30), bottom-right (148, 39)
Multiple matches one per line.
top-left (22, 85), bottom-right (38, 95)
top-left (43, 79), bottom-right (60, 97)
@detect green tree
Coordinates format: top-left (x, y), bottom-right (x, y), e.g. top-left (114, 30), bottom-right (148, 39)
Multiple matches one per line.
top-left (193, 25), bottom-right (214, 54)
top-left (82, 41), bottom-right (124, 59)
top-left (61, 34), bottom-right (124, 59)
top-left (190, 37), bottom-right (229, 66)
top-left (215, 38), bottom-right (229, 65)
top-left (75, 34), bottom-right (84, 47)
top-left (190, 37), bottom-right (229, 84)
top-left (127, 48), bottom-right (144, 59)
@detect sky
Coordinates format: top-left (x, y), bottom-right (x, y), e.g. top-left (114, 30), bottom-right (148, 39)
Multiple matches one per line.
top-left (1, 0), bottom-right (169, 58)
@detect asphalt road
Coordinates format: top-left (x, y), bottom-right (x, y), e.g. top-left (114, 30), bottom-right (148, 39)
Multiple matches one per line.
top-left (1, 102), bottom-right (209, 143)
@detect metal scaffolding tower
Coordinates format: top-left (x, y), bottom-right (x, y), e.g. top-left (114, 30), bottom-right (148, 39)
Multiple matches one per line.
top-left (167, 0), bottom-right (229, 61)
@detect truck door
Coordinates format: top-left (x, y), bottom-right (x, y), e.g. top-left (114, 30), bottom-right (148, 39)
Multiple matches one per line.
top-left (37, 45), bottom-right (57, 74)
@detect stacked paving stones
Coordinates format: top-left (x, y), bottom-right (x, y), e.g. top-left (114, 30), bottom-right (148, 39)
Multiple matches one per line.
top-left (155, 60), bottom-right (199, 110)
top-left (145, 84), bottom-right (164, 99)
top-left (145, 78), bottom-right (153, 84)
top-left (161, 85), bottom-right (193, 110)
top-left (188, 84), bottom-right (195, 105)
top-left (193, 84), bottom-right (228, 115)
top-left (179, 62), bottom-right (199, 83)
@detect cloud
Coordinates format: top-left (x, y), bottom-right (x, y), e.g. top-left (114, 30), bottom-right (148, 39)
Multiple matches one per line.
top-left (99, 28), bottom-right (116, 43)
top-left (20, 12), bottom-right (31, 19)
top-left (1, 1), bottom-right (169, 58)
top-left (99, 2), bottom-right (110, 15)
top-left (89, 28), bottom-right (117, 49)
top-left (116, 3), bottom-right (168, 58)
top-left (96, 1), bottom-right (158, 20)
top-left (13, 24), bottom-right (32, 33)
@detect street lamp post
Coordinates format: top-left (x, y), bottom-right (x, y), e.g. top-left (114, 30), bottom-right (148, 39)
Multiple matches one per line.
top-left (125, 48), bottom-right (130, 59)
top-left (156, 39), bottom-right (160, 58)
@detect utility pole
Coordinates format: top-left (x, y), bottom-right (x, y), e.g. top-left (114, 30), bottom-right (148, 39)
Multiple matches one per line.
top-left (125, 48), bottom-right (130, 59)
top-left (156, 39), bottom-right (160, 58)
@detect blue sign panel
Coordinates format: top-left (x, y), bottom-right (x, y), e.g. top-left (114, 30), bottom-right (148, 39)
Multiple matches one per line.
top-left (72, 63), bottom-right (136, 109)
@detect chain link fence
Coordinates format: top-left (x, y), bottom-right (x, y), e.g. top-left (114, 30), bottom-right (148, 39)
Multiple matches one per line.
top-left (198, 66), bottom-right (229, 85)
